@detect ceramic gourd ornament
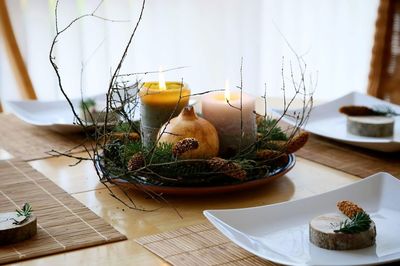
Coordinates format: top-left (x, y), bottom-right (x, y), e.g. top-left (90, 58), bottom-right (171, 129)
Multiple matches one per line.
top-left (158, 106), bottom-right (219, 159)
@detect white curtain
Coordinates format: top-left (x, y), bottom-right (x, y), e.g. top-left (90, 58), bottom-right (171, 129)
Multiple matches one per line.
top-left (0, 0), bottom-right (379, 108)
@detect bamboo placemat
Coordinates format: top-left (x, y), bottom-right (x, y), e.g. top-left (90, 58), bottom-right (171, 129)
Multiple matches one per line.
top-left (0, 114), bottom-right (86, 161)
top-left (296, 134), bottom-right (400, 178)
top-left (0, 160), bottom-right (126, 264)
top-left (136, 222), bottom-right (275, 266)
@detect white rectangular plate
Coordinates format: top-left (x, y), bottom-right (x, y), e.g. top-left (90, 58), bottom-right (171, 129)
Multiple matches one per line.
top-left (204, 173), bottom-right (400, 265)
top-left (272, 92), bottom-right (400, 152)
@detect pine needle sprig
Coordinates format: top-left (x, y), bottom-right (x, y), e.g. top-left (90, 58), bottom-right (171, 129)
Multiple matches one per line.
top-left (257, 118), bottom-right (288, 141)
top-left (373, 105), bottom-right (400, 117)
top-left (14, 203), bottom-right (33, 225)
top-left (334, 211), bottom-right (372, 234)
top-left (16, 203), bottom-right (33, 218)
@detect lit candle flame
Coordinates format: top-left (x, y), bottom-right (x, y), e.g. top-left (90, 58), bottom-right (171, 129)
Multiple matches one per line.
top-left (159, 66), bottom-right (166, 91)
top-left (224, 79), bottom-right (230, 102)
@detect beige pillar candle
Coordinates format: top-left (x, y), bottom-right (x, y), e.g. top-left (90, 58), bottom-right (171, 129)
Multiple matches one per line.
top-left (201, 85), bottom-right (256, 157)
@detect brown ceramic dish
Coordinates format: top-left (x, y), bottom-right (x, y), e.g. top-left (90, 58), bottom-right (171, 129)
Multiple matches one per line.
top-left (96, 154), bottom-right (295, 196)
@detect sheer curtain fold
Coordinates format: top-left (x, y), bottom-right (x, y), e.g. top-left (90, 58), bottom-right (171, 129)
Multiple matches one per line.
top-left (0, 0), bottom-right (379, 108)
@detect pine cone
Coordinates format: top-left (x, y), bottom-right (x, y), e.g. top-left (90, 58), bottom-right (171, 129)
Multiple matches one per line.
top-left (208, 157), bottom-right (246, 180)
top-left (256, 149), bottom-right (281, 160)
top-left (257, 132), bottom-right (264, 141)
top-left (208, 157), bottom-right (226, 170)
top-left (256, 149), bottom-right (289, 166)
top-left (256, 114), bottom-right (265, 126)
top-left (112, 132), bottom-right (140, 141)
top-left (339, 106), bottom-right (378, 116)
top-left (102, 132), bottom-right (140, 145)
top-left (127, 153), bottom-right (145, 171)
top-left (286, 131), bottom-right (309, 153)
top-left (267, 132), bottom-right (309, 153)
top-left (172, 138), bottom-right (199, 157)
top-left (337, 200), bottom-right (364, 218)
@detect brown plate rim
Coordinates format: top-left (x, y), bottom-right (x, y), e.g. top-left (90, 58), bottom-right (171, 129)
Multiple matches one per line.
top-left (96, 154), bottom-right (296, 196)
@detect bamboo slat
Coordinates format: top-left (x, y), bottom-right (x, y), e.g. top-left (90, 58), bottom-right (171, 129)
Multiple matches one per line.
top-left (0, 114), bottom-right (85, 161)
top-left (0, 160), bottom-right (126, 264)
top-left (136, 222), bottom-right (274, 266)
top-left (295, 134), bottom-right (400, 178)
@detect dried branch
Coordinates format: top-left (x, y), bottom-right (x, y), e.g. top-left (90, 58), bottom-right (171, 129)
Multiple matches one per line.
top-left (49, 0), bottom-right (314, 215)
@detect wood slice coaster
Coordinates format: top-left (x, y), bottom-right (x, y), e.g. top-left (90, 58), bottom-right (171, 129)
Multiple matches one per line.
top-left (0, 160), bottom-right (126, 264)
top-left (347, 116), bottom-right (394, 137)
top-left (309, 213), bottom-right (376, 250)
top-left (0, 213), bottom-right (37, 245)
top-left (136, 222), bottom-right (274, 266)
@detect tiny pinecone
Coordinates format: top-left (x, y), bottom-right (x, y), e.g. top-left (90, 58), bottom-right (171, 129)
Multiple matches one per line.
top-left (257, 132), bottom-right (264, 141)
top-left (112, 132), bottom-right (140, 141)
top-left (337, 200), bottom-right (364, 218)
top-left (256, 114), bottom-right (265, 126)
top-left (256, 149), bottom-right (281, 160)
top-left (256, 149), bottom-right (289, 166)
top-left (339, 106), bottom-right (377, 116)
top-left (127, 153), bottom-right (145, 171)
top-left (286, 131), bottom-right (309, 153)
top-left (172, 138), bottom-right (199, 157)
top-left (208, 157), bottom-right (246, 180)
top-left (269, 131), bottom-right (309, 153)
top-left (102, 132), bottom-right (140, 145)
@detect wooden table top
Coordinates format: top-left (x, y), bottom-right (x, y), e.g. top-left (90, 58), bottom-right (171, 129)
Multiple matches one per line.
top-left (0, 98), bottom-right (365, 265)
top-left (0, 146), bottom-right (360, 265)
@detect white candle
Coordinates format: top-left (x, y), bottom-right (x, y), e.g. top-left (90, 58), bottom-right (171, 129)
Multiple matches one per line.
top-left (201, 82), bottom-right (256, 157)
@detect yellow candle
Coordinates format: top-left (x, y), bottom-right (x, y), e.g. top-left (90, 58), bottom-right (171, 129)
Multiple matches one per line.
top-left (139, 81), bottom-right (190, 147)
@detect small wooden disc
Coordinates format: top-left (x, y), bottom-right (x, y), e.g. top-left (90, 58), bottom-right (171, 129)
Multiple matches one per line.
top-left (0, 212), bottom-right (37, 245)
top-left (347, 116), bottom-right (394, 137)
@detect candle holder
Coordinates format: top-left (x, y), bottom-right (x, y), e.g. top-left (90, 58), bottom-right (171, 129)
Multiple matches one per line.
top-left (139, 82), bottom-right (190, 148)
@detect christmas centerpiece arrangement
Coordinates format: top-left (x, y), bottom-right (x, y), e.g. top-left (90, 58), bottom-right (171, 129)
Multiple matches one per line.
top-left (89, 66), bottom-right (312, 194)
top-left (49, 0), bottom-right (314, 202)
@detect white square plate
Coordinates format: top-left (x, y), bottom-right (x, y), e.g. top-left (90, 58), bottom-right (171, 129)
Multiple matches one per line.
top-left (5, 94), bottom-right (107, 133)
top-left (204, 173), bottom-right (400, 265)
top-left (272, 92), bottom-right (400, 152)
top-left (6, 95), bottom-right (193, 134)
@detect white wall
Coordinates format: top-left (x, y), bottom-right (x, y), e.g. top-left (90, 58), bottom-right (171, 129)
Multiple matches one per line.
top-left (0, 0), bottom-right (379, 106)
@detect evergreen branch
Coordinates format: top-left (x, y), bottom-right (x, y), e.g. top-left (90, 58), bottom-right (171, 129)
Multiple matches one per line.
top-left (13, 203), bottom-right (33, 225)
top-left (16, 203), bottom-right (33, 218)
top-left (334, 211), bottom-right (372, 234)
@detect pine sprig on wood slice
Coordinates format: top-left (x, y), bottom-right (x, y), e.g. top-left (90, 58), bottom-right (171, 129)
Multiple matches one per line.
top-left (334, 211), bottom-right (372, 234)
top-left (16, 203), bottom-right (32, 218)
